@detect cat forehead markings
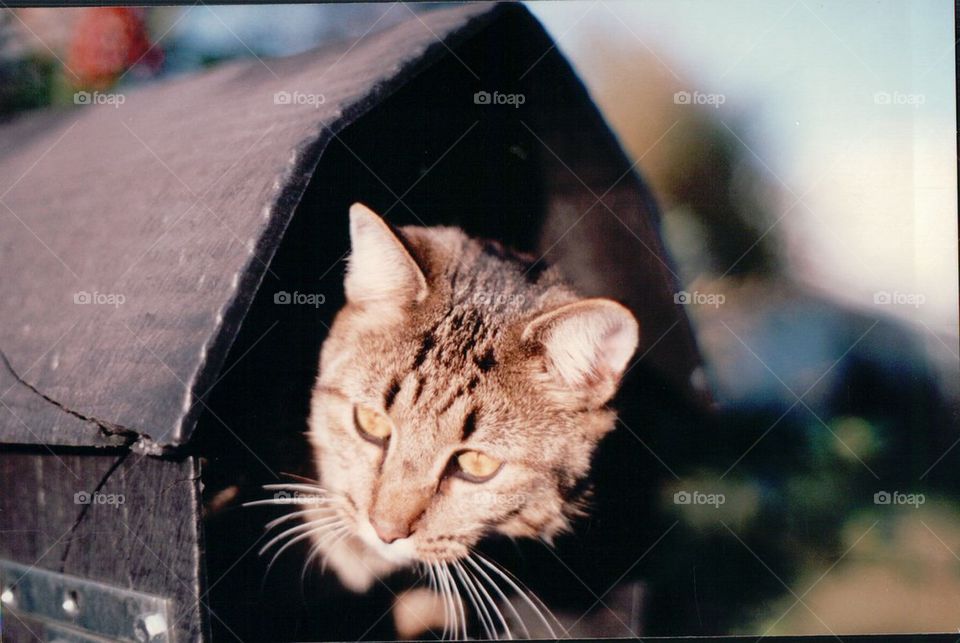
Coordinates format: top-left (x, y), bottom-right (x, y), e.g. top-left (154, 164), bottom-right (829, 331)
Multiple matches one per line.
top-left (328, 202), bottom-right (638, 445)
top-left (351, 234), bottom-right (576, 455)
top-left (381, 266), bottom-right (525, 420)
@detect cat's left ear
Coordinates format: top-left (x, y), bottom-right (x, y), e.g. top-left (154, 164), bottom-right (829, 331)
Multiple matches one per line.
top-left (523, 299), bottom-right (639, 406)
top-left (345, 203), bottom-right (428, 306)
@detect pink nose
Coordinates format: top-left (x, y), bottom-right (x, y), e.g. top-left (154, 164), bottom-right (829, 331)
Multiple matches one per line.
top-left (370, 517), bottom-right (411, 544)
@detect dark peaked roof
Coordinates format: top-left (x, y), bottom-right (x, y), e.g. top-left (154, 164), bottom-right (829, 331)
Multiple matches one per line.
top-left (0, 3), bottom-right (701, 452)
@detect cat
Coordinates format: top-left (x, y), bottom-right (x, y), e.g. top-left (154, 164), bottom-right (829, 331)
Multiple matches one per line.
top-left (273, 202), bottom-right (638, 639)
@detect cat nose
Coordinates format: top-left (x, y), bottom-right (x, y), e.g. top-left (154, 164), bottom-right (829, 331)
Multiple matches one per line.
top-left (371, 516), bottom-right (411, 544)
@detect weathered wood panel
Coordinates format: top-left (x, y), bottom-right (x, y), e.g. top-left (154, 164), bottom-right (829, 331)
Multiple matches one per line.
top-left (0, 449), bottom-right (205, 642)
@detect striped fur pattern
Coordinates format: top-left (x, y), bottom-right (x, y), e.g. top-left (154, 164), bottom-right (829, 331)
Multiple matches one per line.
top-left (301, 203), bottom-right (639, 599)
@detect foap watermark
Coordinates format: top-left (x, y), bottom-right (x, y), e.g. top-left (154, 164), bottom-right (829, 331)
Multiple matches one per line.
top-left (874, 490), bottom-right (925, 508)
top-left (873, 290), bottom-right (924, 308)
top-left (674, 90), bottom-right (725, 109)
top-left (74, 90), bottom-right (125, 108)
top-left (274, 90), bottom-right (326, 108)
top-left (474, 90), bottom-right (525, 108)
top-left (674, 490), bottom-right (725, 508)
top-left (74, 490), bottom-right (125, 506)
top-left (471, 491), bottom-right (527, 508)
top-left (674, 290), bottom-right (725, 308)
top-left (273, 490), bottom-right (325, 505)
top-left (874, 91), bottom-right (925, 107)
top-left (274, 291), bottom-right (326, 307)
top-left (74, 291), bottom-right (125, 307)
top-left (472, 292), bottom-right (526, 307)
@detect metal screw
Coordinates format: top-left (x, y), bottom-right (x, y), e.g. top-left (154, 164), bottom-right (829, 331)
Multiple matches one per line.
top-left (0, 586), bottom-right (15, 607)
top-left (61, 590), bottom-right (79, 616)
top-left (134, 612), bottom-right (168, 642)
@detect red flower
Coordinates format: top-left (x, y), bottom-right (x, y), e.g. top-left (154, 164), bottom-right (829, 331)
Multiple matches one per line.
top-left (67, 8), bottom-right (162, 89)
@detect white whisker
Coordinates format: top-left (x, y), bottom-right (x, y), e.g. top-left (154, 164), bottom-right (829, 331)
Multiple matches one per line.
top-left (264, 507), bottom-right (335, 531)
top-left (302, 525), bottom-right (345, 570)
top-left (436, 561), bottom-right (457, 640)
top-left (258, 518), bottom-right (341, 556)
top-left (447, 562), bottom-right (467, 641)
top-left (455, 560), bottom-right (495, 640)
top-left (474, 554), bottom-right (562, 639)
top-left (261, 483), bottom-right (330, 494)
top-left (424, 562), bottom-right (436, 592)
top-left (452, 562), bottom-right (478, 639)
top-left (301, 540), bottom-right (324, 585)
top-left (265, 529), bottom-right (326, 578)
top-left (419, 562), bottom-right (443, 639)
top-left (416, 560), bottom-right (428, 584)
top-left (429, 562), bottom-right (449, 640)
top-left (461, 556), bottom-right (512, 639)
top-left (303, 525), bottom-right (349, 582)
top-left (242, 498), bottom-right (328, 508)
top-left (279, 472), bottom-right (324, 486)
top-left (320, 528), bottom-right (352, 574)
top-left (465, 555), bottom-right (527, 640)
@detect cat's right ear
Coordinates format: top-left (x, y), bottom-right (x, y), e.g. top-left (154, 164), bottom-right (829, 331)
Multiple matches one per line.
top-left (344, 203), bottom-right (428, 306)
top-left (523, 299), bottom-right (639, 407)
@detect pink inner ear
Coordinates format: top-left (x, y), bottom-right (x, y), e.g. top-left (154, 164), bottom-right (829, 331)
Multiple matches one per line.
top-left (344, 203), bottom-right (428, 305)
top-left (599, 318), bottom-right (640, 377)
top-left (533, 300), bottom-right (639, 396)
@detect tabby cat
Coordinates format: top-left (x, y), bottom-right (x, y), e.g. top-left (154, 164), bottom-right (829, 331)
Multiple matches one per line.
top-left (270, 203), bottom-right (638, 639)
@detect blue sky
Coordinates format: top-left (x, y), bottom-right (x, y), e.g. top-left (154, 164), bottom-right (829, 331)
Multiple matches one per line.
top-left (530, 0), bottom-right (957, 335)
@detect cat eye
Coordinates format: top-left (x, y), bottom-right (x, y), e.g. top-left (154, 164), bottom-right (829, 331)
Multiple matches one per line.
top-left (354, 404), bottom-right (392, 445)
top-left (454, 450), bottom-right (503, 483)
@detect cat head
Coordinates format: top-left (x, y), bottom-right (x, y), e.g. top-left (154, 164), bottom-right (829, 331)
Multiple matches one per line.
top-left (308, 203), bottom-right (638, 585)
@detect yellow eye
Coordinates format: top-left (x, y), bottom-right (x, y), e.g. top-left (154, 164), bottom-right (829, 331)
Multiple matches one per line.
top-left (354, 405), bottom-right (392, 444)
top-left (455, 450), bottom-right (503, 482)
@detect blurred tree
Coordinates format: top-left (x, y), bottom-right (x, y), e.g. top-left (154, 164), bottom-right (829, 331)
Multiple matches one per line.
top-left (0, 12), bottom-right (56, 117)
top-left (0, 8), bottom-right (161, 118)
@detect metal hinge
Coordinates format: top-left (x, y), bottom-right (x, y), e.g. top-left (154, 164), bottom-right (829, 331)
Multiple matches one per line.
top-left (0, 560), bottom-right (172, 642)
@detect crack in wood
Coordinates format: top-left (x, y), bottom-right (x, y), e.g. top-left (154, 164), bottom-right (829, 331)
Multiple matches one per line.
top-left (58, 449), bottom-right (133, 572)
top-left (1, 349), bottom-right (144, 446)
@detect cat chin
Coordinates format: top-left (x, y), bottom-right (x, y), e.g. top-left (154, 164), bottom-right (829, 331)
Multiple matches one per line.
top-left (323, 533), bottom-right (410, 593)
top-left (324, 527), bottom-right (471, 594)
top-left (355, 520), bottom-right (418, 565)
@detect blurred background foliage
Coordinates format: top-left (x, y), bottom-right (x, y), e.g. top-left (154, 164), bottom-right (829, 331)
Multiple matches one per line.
top-left (1, 3), bottom-right (957, 637)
